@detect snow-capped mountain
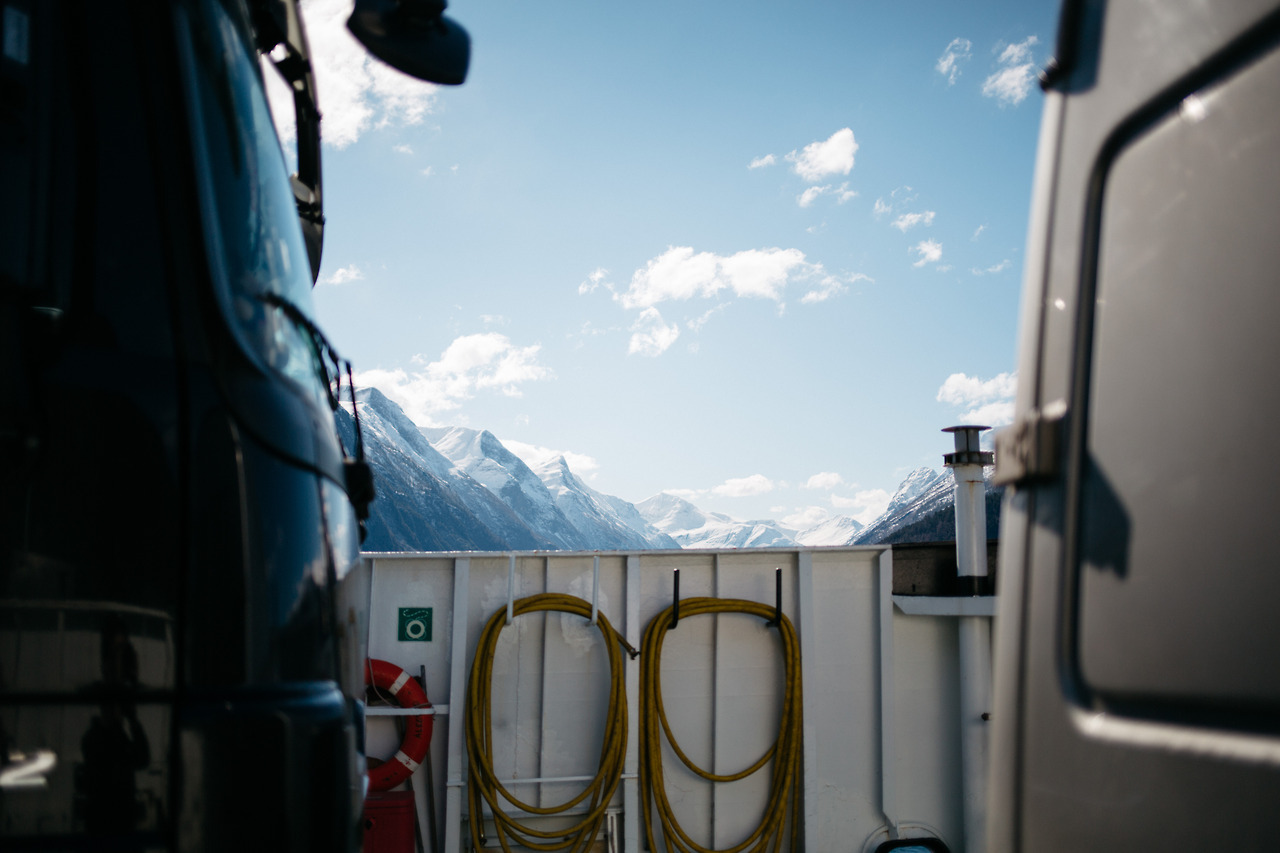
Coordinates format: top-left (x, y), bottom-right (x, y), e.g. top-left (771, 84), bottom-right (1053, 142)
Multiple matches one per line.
top-left (852, 467), bottom-right (953, 544)
top-left (341, 385), bottom-right (998, 552)
top-left (851, 466), bottom-right (1002, 545)
top-left (637, 493), bottom-right (798, 549)
top-left (422, 426), bottom-right (585, 550)
top-left (531, 456), bottom-right (681, 550)
top-left (794, 515), bottom-right (864, 547)
top-left (414, 420), bottom-right (678, 551)
top-left (337, 389), bottom-right (551, 551)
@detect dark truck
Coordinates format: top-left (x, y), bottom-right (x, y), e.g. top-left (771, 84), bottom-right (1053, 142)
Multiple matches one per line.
top-left (991, 0), bottom-right (1280, 849)
top-left (0, 1), bottom-right (466, 849)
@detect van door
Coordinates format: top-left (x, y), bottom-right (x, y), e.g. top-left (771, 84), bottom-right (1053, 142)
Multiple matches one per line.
top-left (991, 1), bottom-right (1280, 850)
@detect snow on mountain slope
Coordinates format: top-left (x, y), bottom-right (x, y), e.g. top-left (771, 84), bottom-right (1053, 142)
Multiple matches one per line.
top-left (347, 386), bottom-right (996, 553)
top-left (355, 390), bottom-right (553, 549)
top-left (794, 515), bottom-right (865, 547)
top-left (637, 493), bottom-right (797, 549)
top-left (593, 491), bottom-right (683, 550)
top-left (422, 426), bottom-right (587, 549)
top-left (852, 467), bottom-right (954, 544)
top-left (336, 398), bottom-right (510, 551)
top-left (532, 456), bottom-right (681, 550)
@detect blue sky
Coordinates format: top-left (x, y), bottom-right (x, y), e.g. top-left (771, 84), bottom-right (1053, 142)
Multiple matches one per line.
top-left (279, 0), bottom-right (1059, 528)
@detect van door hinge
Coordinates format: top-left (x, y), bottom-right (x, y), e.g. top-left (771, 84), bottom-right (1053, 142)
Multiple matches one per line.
top-left (992, 405), bottom-right (1065, 487)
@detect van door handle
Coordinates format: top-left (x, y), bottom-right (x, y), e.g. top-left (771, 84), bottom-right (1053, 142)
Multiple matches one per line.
top-left (0, 748), bottom-right (57, 789)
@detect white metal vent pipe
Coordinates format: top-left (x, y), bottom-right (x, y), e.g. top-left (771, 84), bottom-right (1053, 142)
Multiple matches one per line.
top-left (944, 425), bottom-right (993, 853)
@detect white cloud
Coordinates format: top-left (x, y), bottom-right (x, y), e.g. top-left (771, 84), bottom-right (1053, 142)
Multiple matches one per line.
top-left (749, 154), bottom-right (776, 169)
top-left (264, 0), bottom-right (440, 149)
top-left (800, 277), bottom-right (844, 304)
top-left (971, 259), bottom-right (1011, 275)
top-left (912, 239), bottom-right (943, 267)
top-left (936, 38), bottom-right (973, 85)
top-left (687, 303), bottom-right (728, 332)
top-left (480, 314), bottom-right (508, 326)
top-left (354, 333), bottom-right (553, 425)
top-left (805, 472), bottom-right (844, 490)
top-left (832, 489), bottom-right (893, 525)
top-left (711, 474), bottom-right (775, 498)
top-left (802, 272), bottom-right (868, 305)
top-left (960, 399), bottom-right (1016, 427)
top-left (321, 263), bottom-right (364, 285)
top-left (616, 247), bottom-right (840, 346)
top-left (620, 248), bottom-right (718, 308)
top-left (720, 249), bottom-right (810, 300)
top-left (786, 128), bottom-right (858, 182)
top-left (578, 267), bottom-right (610, 295)
top-left (982, 65), bottom-right (1037, 105)
top-left (998, 36), bottom-right (1039, 65)
top-left (937, 371), bottom-right (1017, 407)
top-left (972, 224), bottom-right (987, 240)
top-left (502, 440), bottom-right (600, 478)
top-left (618, 246), bottom-right (813, 310)
top-left (892, 211), bottom-right (936, 232)
top-left (798, 182), bottom-right (857, 208)
top-left (421, 166), bottom-right (435, 178)
top-left (783, 506), bottom-right (831, 529)
top-left (798, 185), bottom-right (829, 208)
top-left (937, 371), bottom-right (1017, 426)
top-left (393, 143), bottom-right (413, 154)
top-left (628, 308), bottom-right (680, 357)
top-left (569, 320), bottom-right (610, 344)
top-left (982, 36), bottom-right (1040, 106)
top-left (875, 186), bottom-right (920, 220)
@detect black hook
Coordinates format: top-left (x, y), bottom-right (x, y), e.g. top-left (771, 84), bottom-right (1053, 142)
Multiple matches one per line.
top-left (670, 568), bottom-right (680, 629)
top-left (766, 567), bottom-right (782, 628)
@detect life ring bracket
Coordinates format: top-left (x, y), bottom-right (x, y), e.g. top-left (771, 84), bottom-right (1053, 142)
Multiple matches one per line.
top-left (365, 657), bottom-right (434, 792)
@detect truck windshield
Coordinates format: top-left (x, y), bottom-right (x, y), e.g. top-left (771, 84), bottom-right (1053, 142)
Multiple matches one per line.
top-left (177, 0), bottom-right (329, 407)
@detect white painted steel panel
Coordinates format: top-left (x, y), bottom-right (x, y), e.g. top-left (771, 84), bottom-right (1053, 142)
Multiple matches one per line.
top-left (364, 548), bottom-right (981, 852)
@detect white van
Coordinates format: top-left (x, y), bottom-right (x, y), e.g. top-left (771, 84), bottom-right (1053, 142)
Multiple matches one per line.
top-left (990, 0), bottom-right (1280, 849)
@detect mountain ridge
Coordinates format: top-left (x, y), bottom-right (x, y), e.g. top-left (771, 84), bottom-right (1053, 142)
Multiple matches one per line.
top-left (343, 387), bottom-right (996, 552)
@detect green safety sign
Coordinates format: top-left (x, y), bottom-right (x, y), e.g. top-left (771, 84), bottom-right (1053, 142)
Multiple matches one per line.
top-left (398, 607), bottom-right (433, 642)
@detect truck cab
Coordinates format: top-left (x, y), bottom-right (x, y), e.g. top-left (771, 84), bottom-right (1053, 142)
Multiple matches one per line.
top-left (991, 0), bottom-right (1280, 849)
top-left (0, 1), bottom-right (465, 848)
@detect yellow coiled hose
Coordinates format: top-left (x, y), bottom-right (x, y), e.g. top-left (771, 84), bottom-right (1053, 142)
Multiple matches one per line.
top-left (466, 593), bottom-right (634, 853)
top-left (639, 598), bottom-right (803, 853)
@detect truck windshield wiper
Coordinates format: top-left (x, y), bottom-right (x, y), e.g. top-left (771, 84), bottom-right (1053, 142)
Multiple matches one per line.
top-left (259, 292), bottom-right (374, 528)
top-left (259, 292), bottom-right (343, 409)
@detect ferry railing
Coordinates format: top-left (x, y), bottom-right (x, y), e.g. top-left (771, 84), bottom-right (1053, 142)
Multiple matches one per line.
top-left (358, 546), bottom-right (994, 853)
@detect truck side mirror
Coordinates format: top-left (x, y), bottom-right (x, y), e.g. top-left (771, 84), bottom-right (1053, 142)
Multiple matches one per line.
top-left (347, 0), bottom-right (470, 85)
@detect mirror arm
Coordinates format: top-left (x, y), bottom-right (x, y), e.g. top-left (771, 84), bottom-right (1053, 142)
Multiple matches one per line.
top-left (254, 0), bottom-right (326, 283)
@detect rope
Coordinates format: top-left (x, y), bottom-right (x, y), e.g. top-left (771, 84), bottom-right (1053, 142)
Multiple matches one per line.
top-left (639, 598), bottom-right (803, 853)
top-left (466, 593), bottom-right (634, 853)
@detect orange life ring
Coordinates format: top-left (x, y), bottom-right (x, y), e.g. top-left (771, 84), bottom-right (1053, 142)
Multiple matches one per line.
top-left (365, 658), bottom-right (433, 791)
